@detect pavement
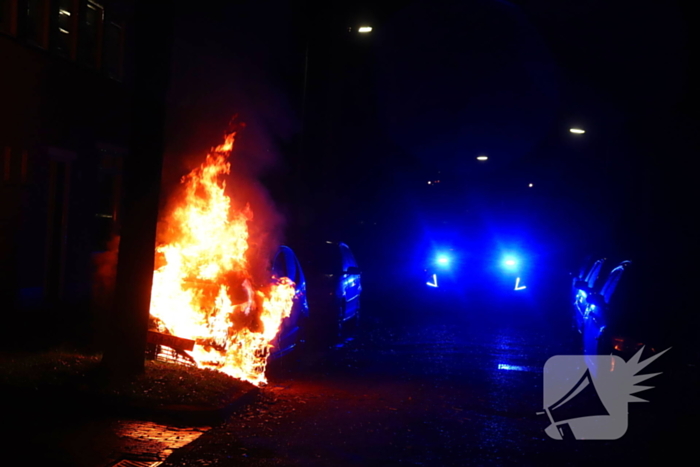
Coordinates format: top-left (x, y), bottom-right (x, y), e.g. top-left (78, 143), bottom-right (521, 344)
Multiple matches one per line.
top-left (0, 369), bottom-right (260, 467)
top-left (159, 297), bottom-right (699, 466)
top-left (1, 294), bottom-right (697, 466)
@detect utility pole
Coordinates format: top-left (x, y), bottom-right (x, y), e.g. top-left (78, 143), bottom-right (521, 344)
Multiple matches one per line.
top-left (102, 1), bottom-right (173, 379)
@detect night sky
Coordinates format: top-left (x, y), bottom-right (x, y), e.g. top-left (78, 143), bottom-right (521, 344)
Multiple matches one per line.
top-left (162, 0), bottom-right (699, 302)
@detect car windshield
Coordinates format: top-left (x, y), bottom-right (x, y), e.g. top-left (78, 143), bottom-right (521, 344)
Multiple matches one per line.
top-left (339, 243), bottom-right (358, 270)
top-left (308, 243), bottom-right (341, 276)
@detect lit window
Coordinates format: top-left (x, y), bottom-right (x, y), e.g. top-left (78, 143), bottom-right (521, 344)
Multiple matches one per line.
top-left (0, 0), bottom-right (18, 36)
top-left (54, 0), bottom-right (77, 58)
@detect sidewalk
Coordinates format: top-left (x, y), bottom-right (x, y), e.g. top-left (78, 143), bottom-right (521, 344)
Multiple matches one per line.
top-left (0, 351), bottom-right (261, 466)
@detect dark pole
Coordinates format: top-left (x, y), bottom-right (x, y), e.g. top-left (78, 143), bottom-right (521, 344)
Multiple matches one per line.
top-left (295, 38), bottom-right (309, 212)
top-left (299, 39), bottom-right (309, 160)
top-left (102, 1), bottom-right (173, 378)
top-left (291, 29), bottom-right (311, 246)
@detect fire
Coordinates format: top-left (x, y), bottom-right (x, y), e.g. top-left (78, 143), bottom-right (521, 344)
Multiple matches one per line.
top-left (149, 132), bottom-right (295, 386)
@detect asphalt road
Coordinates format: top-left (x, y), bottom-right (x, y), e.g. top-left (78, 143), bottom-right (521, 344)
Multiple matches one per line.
top-left (161, 295), bottom-right (699, 467)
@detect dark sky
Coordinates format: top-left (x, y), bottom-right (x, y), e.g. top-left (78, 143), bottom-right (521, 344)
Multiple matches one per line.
top-left (374, 0), bottom-right (559, 173)
top-left (374, 0), bottom-right (692, 168)
top-left (165, 0), bottom-right (697, 175)
top-left (163, 0), bottom-right (699, 269)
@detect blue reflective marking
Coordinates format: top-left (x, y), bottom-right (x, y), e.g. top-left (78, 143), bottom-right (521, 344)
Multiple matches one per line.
top-left (426, 274), bottom-right (438, 287)
top-left (498, 363), bottom-right (527, 371)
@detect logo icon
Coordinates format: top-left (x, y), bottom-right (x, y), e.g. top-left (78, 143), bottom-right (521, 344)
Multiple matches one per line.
top-left (542, 347), bottom-right (670, 440)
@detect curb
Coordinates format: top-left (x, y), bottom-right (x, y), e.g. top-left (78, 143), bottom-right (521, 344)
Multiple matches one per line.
top-left (103, 386), bottom-right (262, 425)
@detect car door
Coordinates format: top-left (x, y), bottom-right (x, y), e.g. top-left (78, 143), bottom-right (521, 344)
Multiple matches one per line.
top-left (573, 258), bottom-right (606, 333)
top-left (582, 261), bottom-right (631, 355)
top-left (338, 243), bottom-right (361, 319)
top-left (270, 246), bottom-right (309, 356)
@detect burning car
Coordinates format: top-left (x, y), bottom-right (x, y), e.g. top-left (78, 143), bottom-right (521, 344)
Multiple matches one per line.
top-left (268, 245), bottom-right (309, 359)
top-left (147, 133), bottom-right (296, 386)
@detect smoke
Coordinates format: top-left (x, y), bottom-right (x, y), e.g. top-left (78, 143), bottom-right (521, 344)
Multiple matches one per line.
top-left (159, 2), bottom-right (301, 291)
top-left (222, 120), bottom-right (287, 287)
top-left (158, 120), bottom-right (289, 289)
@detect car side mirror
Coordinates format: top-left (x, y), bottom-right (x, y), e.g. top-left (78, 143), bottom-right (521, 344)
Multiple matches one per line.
top-left (344, 266), bottom-right (361, 275)
top-left (586, 292), bottom-right (606, 308)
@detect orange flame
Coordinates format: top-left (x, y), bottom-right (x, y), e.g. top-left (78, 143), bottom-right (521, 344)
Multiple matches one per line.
top-left (149, 133), bottom-right (295, 386)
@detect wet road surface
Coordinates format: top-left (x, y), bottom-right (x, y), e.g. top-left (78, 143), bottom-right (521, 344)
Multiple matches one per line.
top-left (1, 298), bottom-right (696, 466)
top-left (160, 300), bottom-right (699, 466)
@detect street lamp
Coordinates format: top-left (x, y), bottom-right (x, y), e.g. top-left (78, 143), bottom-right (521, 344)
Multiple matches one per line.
top-left (477, 155), bottom-right (488, 161)
top-left (358, 26), bottom-right (373, 33)
top-left (569, 128), bottom-right (585, 134)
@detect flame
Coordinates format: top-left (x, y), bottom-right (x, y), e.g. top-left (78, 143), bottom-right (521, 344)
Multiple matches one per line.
top-left (149, 132), bottom-right (295, 386)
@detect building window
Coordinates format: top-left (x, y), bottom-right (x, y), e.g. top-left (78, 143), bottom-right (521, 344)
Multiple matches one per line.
top-left (53, 0), bottom-right (77, 59)
top-left (26, 0), bottom-right (50, 48)
top-left (2, 148), bottom-right (30, 183)
top-left (103, 18), bottom-right (123, 81)
top-left (81, 0), bottom-right (103, 68)
top-left (93, 147), bottom-right (123, 251)
top-left (0, 0), bottom-right (18, 36)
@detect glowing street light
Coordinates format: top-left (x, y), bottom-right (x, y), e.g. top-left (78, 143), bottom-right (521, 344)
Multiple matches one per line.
top-left (502, 256), bottom-right (519, 270)
top-left (528, 183), bottom-right (533, 187)
top-left (569, 128), bottom-right (585, 134)
top-left (477, 155), bottom-right (488, 161)
top-left (358, 26), bottom-right (373, 33)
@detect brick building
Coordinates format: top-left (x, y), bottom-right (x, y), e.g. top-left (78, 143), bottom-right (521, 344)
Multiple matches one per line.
top-left (0, 0), bottom-right (133, 348)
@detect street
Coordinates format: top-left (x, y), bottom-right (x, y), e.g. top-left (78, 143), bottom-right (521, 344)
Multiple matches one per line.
top-left (160, 296), bottom-right (698, 466)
